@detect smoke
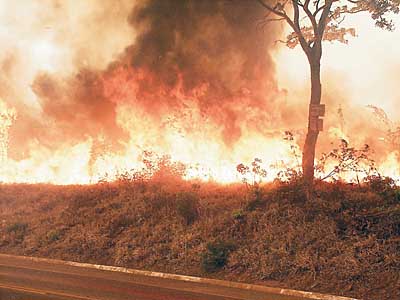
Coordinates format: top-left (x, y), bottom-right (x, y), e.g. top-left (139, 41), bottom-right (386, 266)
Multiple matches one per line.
top-left (10, 0), bottom-right (285, 155)
top-left (0, 0), bottom-right (135, 159)
top-left (1, 0), bottom-right (399, 183)
top-left (111, 0), bottom-right (283, 146)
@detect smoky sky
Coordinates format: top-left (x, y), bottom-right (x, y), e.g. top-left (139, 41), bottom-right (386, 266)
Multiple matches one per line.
top-left (9, 0), bottom-right (281, 158)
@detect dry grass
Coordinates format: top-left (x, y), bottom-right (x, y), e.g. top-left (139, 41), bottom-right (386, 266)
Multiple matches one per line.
top-left (0, 179), bottom-right (399, 300)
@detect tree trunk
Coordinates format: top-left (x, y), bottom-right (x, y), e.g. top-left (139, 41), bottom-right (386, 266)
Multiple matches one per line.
top-left (302, 53), bottom-right (322, 186)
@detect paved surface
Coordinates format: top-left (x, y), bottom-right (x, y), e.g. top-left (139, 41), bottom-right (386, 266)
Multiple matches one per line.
top-left (0, 254), bottom-right (356, 300)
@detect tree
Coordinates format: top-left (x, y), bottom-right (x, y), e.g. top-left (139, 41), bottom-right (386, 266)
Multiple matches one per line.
top-left (256, 0), bottom-right (400, 187)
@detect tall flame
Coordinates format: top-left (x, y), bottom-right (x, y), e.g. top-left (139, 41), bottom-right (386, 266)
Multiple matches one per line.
top-left (0, 2), bottom-right (398, 184)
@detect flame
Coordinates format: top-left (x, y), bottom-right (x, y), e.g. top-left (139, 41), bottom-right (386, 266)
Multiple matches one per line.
top-left (0, 3), bottom-right (399, 185)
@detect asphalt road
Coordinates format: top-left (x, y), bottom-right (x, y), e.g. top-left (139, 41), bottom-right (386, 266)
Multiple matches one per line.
top-left (0, 254), bottom-right (355, 300)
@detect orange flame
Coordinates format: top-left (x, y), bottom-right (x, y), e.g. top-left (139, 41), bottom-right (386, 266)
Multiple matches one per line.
top-left (0, 4), bottom-right (399, 185)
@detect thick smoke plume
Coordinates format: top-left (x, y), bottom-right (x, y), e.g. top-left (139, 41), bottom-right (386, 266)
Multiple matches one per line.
top-left (105, 0), bottom-right (284, 147)
top-left (2, 0), bottom-right (135, 159)
top-left (12, 0), bottom-right (284, 157)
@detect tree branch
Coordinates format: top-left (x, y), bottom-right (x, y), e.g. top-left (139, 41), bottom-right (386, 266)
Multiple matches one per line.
top-left (303, 0), bottom-right (318, 36)
top-left (257, 0), bottom-right (312, 55)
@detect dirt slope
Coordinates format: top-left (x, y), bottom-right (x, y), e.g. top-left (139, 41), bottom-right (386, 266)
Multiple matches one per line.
top-left (0, 179), bottom-right (399, 299)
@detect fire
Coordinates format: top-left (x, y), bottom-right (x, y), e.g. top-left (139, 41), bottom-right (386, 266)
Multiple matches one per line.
top-left (0, 2), bottom-right (399, 185)
top-left (0, 64), bottom-right (300, 184)
top-left (0, 100), bottom-right (16, 164)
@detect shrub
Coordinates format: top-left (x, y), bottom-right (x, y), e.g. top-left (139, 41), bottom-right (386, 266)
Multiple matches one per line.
top-left (201, 240), bottom-right (236, 273)
top-left (6, 222), bottom-right (28, 242)
top-left (364, 175), bottom-right (400, 205)
top-left (245, 185), bottom-right (265, 211)
top-left (46, 229), bottom-right (61, 243)
top-left (272, 180), bottom-right (307, 204)
top-left (395, 189), bottom-right (400, 203)
top-left (7, 222), bottom-right (28, 233)
top-left (365, 175), bottom-right (395, 195)
top-left (144, 190), bottom-right (173, 212)
top-left (108, 215), bottom-right (135, 237)
top-left (232, 209), bottom-right (245, 220)
top-left (176, 192), bottom-right (199, 225)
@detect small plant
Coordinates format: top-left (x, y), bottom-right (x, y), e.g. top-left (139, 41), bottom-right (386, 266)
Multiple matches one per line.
top-left (367, 105), bottom-right (400, 150)
top-left (395, 189), bottom-right (400, 203)
top-left (237, 158), bottom-right (267, 210)
top-left (270, 131), bottom-right (304, 184)
top-left (232, 209), bottom-right (245, 220)
top-left (201, 240), bottom-right (236, 273)
top-left (236, 158), bottom-right (267, 187)
top-left (6, 222), bottom-right (28, 242)
top-left (316, 139), bottom-right (377, 183)
top-left (364, 175), bottom-right (399, 203)
top-left (176, 192), bottom-right (199, 225)
top-left (108, 215), bottom-right (135, 237)
top-left (365, 175), bottom-right (395, 193)
top-left (275, 167), bottom-right (303, 184)
top-left (283, 131), bottom-right (302, 169)
top-left (46, 229), bottom-right (61, 243)
top-left (7, 222), bottom-right (28, 233)
top-left (245, 185), bottom-right (265, 211)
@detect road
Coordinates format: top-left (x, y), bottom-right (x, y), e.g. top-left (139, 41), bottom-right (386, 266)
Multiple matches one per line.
top-left (0, 254), bottom-right (356, 300)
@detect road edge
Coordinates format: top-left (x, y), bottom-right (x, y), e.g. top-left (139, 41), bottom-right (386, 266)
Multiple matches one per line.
top-left (0, 253), bottom-right (359, 300)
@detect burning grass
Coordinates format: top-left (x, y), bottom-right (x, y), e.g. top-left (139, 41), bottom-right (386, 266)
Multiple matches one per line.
top-left (0, 178), bottom-right (399, 300)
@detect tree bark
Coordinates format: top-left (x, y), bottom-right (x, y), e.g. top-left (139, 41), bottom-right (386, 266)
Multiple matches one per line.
top-left (302, 52), bottom-right (322, 186)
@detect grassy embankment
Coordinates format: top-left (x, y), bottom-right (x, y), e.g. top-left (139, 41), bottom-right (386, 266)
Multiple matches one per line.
top-left (0, 177), bottom-right (399, 300)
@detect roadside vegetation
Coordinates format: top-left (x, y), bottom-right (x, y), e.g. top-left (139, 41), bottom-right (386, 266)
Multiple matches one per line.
top-left (0, 171), bottom-right (399, 300)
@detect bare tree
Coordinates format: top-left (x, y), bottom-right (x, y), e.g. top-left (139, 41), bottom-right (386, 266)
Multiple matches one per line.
top-left (256, 0), bottom-right (399, 187)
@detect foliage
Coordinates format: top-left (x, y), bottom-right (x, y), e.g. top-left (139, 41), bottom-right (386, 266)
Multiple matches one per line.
top-left (364, 175), bottom-right (400, 205)
top-left (101, 150), bottom-right (187, 183)
top-left (107, 215), bottom-right (135, 238)
top-left (236, 158), bottom-right (267, 187)
top-left (283, 131), bottom-right (302, 168)
top-left (316, 139), bottom-right (378, 182)
top-left (368, 105), bottom-right (400, 150)
top-left (6, 222), bottom-right (28, 242)
top-left (257, 0), bottom-right (400, 183)
top-left (275, 167), bottom-right (303, 184)
top-left (7, 222), bottom-right (28, 234)
top-left (201, 240), bottom-right (236, 273)
top-left (176, 192), bottom-right (199, 226)
top-left (46, 229), bottom-right (61, 243)
top-left (396, 189), bottom-right (400, 203)
top-left (245, 186), bottom-right (266, 211)
top-left (232, 209), bottom-right (245, 220)
top-left (237, 158), bottom-right (268, 210)
top-left (1, 181), bottom-right (400, 299)
top-left (257, 0), bottom-right (399, 51)
top-left (273, 131), bottom-right (304, 183)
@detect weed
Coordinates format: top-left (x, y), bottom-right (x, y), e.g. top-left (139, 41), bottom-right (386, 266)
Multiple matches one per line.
top-left (201, 240), bottom-right (236, 273)
top-left (245, 185), bottom-right (265, 211)
top-left (6, 222), bottom-right (28, 242)
top-left (395, 189), bottom-right (400, 203)
top-left (46, 229), bottom-right (61, 243)
top-left (7, 222), bottom-right (28, 233)
top-left (176, 192), bottom-right (199, 225)
top-left (232, 209), bottom-right (245, 220)
top-left (316, 140), bottom-right (377, 183)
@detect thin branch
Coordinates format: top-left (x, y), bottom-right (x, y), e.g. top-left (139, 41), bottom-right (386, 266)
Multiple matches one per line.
top-left (257, 0), bottom-right (311, 55)
top-left (303, 0), bottom-right (318, 36)
top-left (318, 0), bottom-right (334, 37)
top-left (291, 1), bottom-right (312, 54)
top-left (266, 17), bottom-right (287, 22)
